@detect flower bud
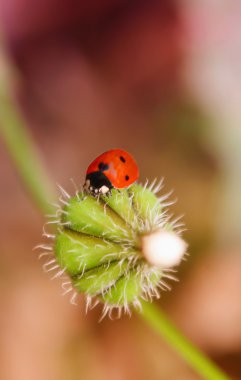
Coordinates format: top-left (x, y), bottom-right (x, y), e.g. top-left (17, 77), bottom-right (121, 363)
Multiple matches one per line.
top-left (40, 180), bottom-right (187, 318)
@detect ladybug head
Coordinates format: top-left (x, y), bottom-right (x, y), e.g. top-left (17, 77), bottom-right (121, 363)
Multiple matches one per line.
top-left (84, 171), bottom-right (113, 196)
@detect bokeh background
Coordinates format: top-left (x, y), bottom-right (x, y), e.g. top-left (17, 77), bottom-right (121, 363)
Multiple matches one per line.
top-left (1, 1), bottom-right (241, 379)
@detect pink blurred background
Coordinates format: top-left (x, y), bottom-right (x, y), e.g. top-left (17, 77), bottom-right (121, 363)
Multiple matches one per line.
top-left (0, 1), bottom-right (241, 379)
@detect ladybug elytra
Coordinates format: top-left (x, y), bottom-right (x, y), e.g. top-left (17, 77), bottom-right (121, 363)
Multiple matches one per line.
top-left (84, 149), bottom-right (139, 195)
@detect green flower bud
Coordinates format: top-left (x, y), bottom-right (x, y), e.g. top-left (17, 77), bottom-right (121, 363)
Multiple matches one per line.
top-left (39, 180), bottom-right (187, 319)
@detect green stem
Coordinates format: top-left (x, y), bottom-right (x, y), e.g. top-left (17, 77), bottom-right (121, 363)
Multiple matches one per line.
top-left (0, 66), bottom-right (55, 214)
top-left (139, 301), bottom-right (230, 380)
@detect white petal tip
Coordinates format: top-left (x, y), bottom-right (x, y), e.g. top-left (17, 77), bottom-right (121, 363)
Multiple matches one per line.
top-left (142, 229), bottom-right (187, 268)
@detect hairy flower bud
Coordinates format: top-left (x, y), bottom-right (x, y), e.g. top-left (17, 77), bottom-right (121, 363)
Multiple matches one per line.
top-left (38, 180), bottom-right (187, 319)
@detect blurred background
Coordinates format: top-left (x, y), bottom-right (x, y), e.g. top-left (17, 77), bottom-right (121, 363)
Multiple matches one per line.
top-left (0, 0), bottom-right (241, 379)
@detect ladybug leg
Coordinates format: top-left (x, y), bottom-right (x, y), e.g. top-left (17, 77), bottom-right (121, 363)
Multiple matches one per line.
top-left (83, 180), bottom-right (99, 197)
top-left (83, 179), bottom-right (91, 193)
top-left (88, 188), bottom-right (99, 198)
top-left (104, 189), bottom-right (112, 198)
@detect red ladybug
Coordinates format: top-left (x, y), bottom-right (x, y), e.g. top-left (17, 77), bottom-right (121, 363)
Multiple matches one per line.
top-left (84, 149), bottom-right (139, 195)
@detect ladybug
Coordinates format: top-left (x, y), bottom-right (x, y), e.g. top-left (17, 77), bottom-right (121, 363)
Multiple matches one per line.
top-left (84, 149), bottom-right (139, 195)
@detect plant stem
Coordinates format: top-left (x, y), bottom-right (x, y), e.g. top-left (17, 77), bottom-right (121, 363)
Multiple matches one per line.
top-left (139, 301), bottom-right (231, 380)
top-left (0, 97), bottom-right (55, 214)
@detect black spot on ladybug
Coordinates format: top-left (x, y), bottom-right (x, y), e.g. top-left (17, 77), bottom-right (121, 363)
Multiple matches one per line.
top-left (125, 175), bottom-right (129, 181)
top-left (98, 162), bottom-right (109, 171)
top-left (120, 156), bottom-right (126, 163)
